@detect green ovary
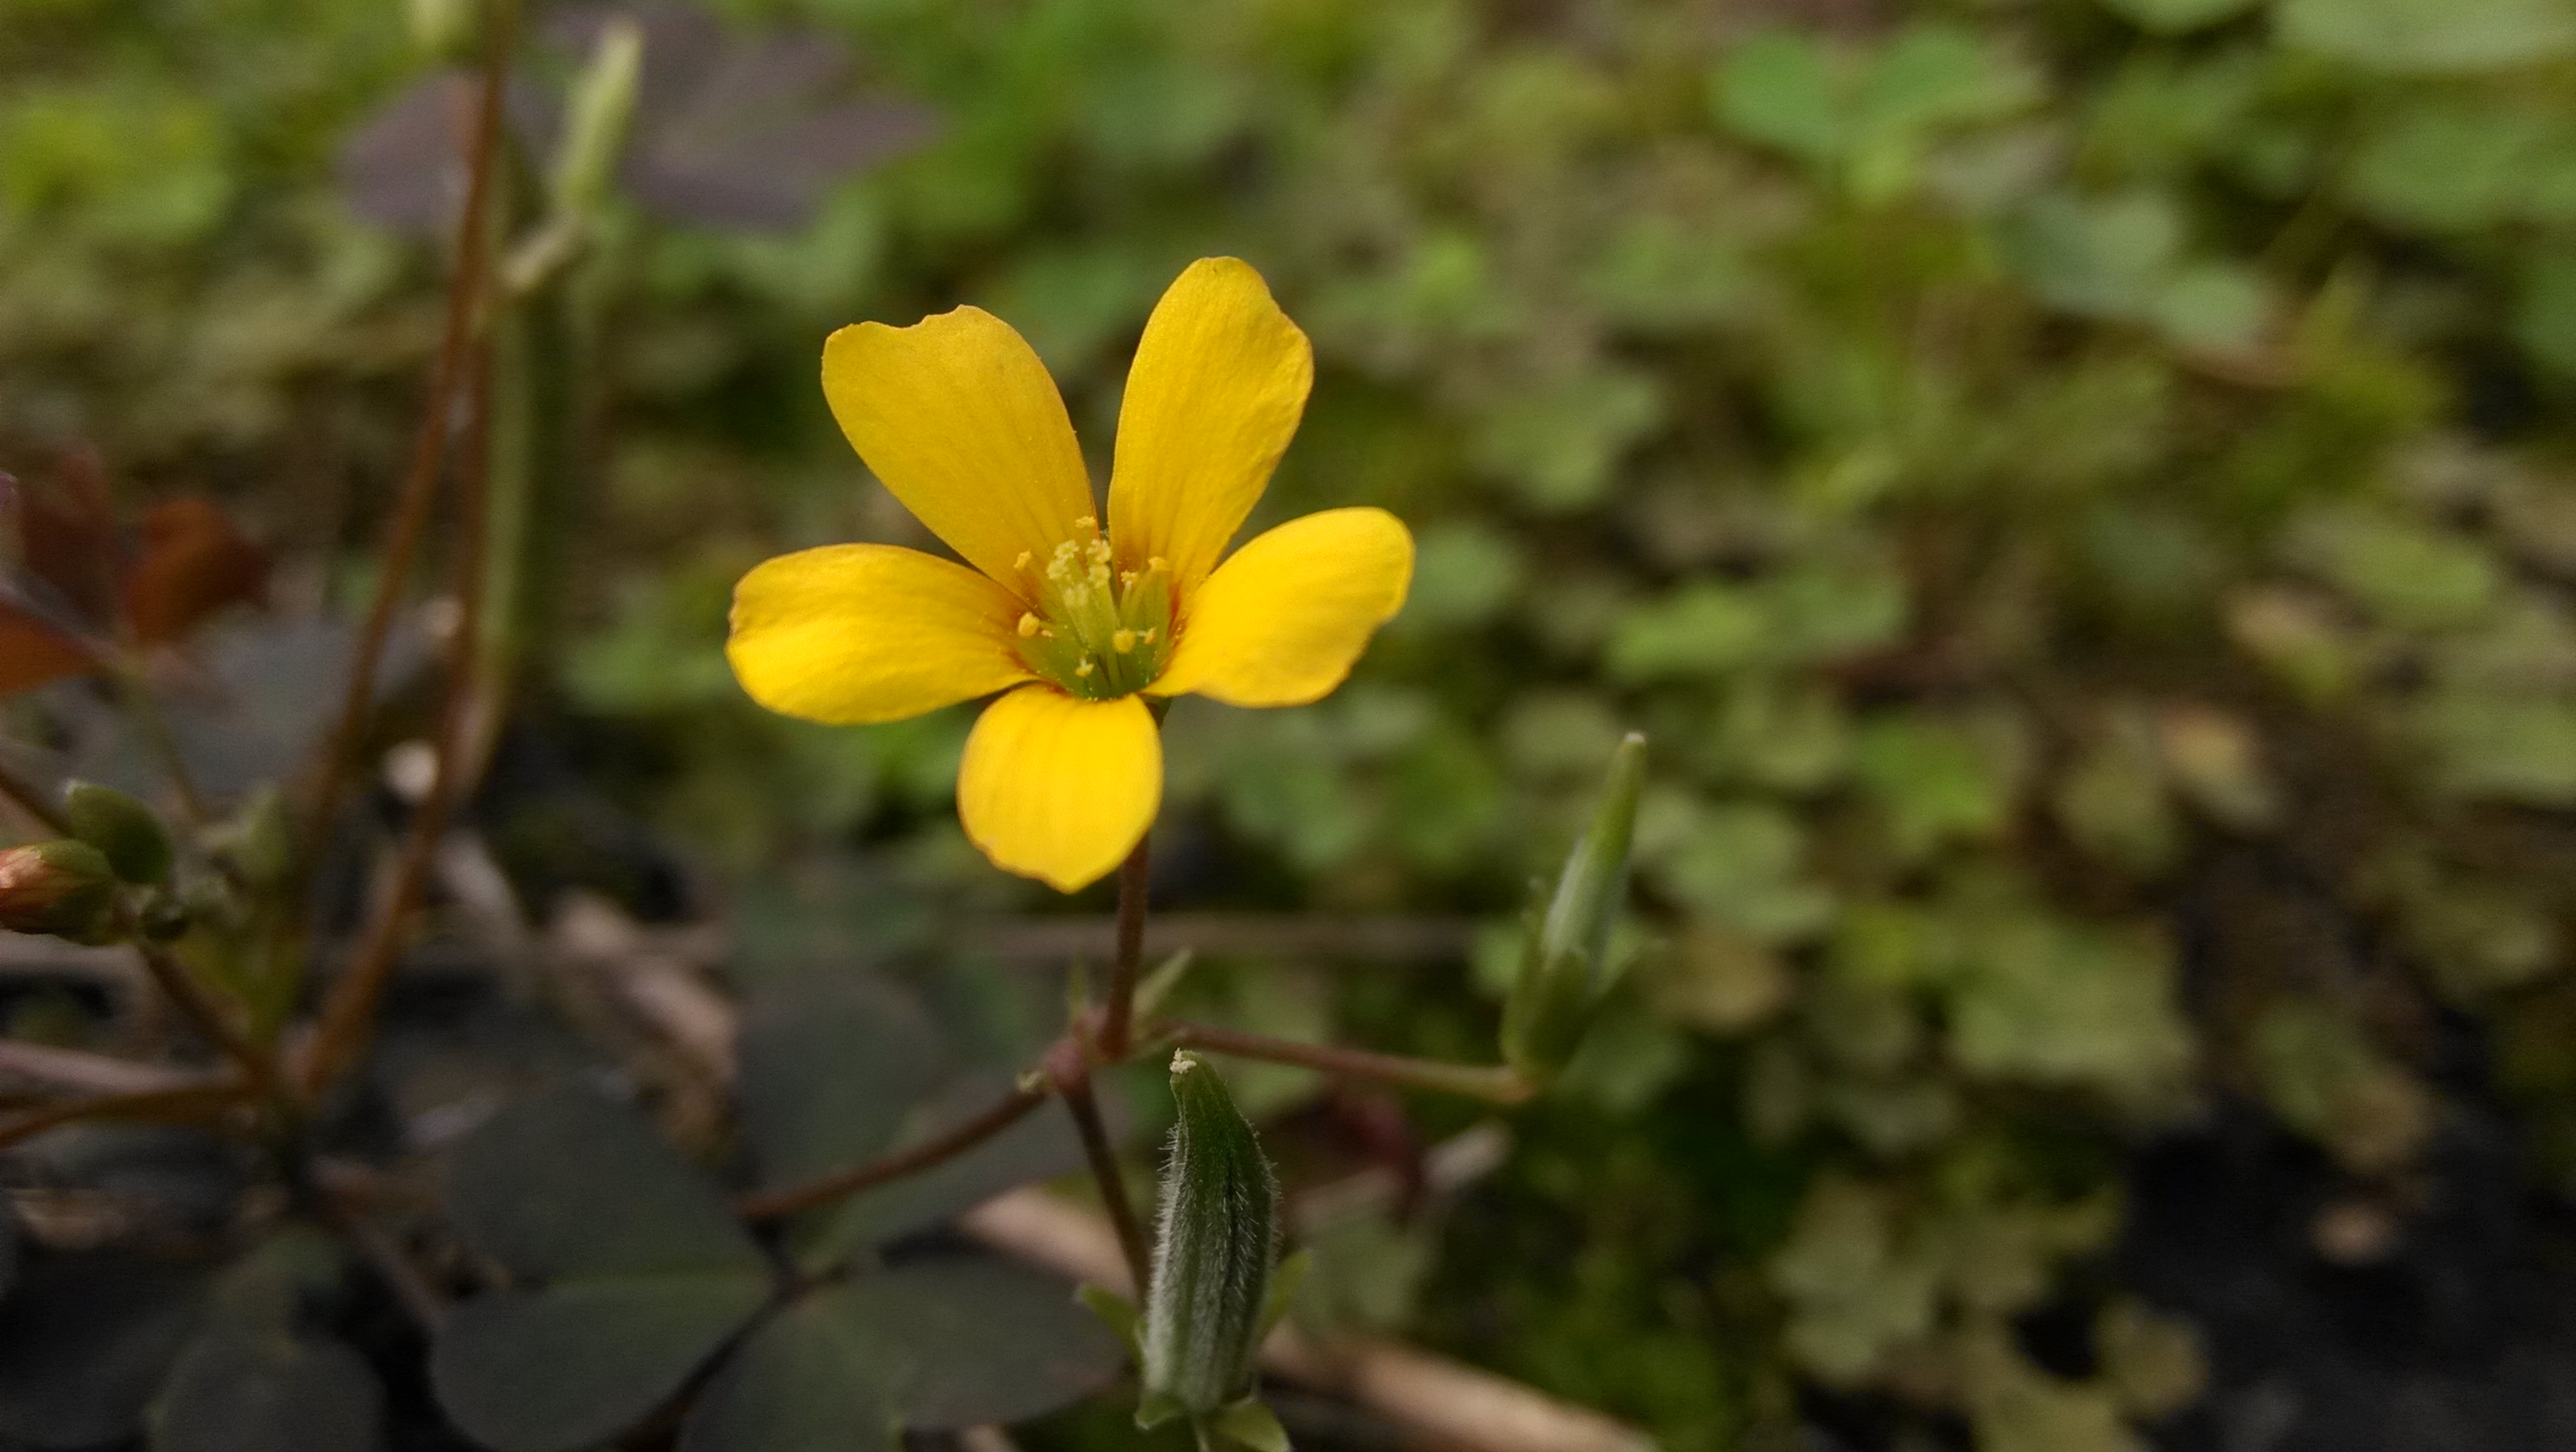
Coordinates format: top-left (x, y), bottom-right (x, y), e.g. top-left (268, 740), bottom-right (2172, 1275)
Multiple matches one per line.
top-left (1012, 517), bottom-right (1175, 699)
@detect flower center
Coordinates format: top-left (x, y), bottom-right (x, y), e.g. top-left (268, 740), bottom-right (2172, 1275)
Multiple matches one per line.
top-left (1011, 515), bottom-right (1174, 699)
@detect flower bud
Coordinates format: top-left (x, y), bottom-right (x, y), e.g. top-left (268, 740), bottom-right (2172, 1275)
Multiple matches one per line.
top-left (1139, 1053), bottom-right (1279, 1427)
top-left (62, 781), bottom-right (174, 885)
top-left (551, 19), bottom-right (643, 222)
top-left (1501, 732), bottom-right (1646, 1083)
top-left (0, 840), bottom-right (121, 941)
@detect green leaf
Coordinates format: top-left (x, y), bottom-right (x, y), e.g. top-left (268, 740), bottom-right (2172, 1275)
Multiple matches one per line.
top-left (62, 780), bottom-right (174, 885)
top-left (2277, 0), bottom-right (2576, 73)
top-left (434, 1089), bottom-right (773, 1452)
top-left (444, 1086), bottom-right (766, 1281)
top-left (1077, 1282), bottom-right (1144, 1359)
top-left (1210, 1397), bottom-right (1293, 1452)
top-left (149, 1327), bottom-right (384, 1452)
top-left (433, 1278), bottom-right (773, 1452)
top-left (676, 1293), bottom-right (897, 1452)
top-left (0, 1254), bottom-right (203, 1448)
top-left (735, 976), bottom-right (946, 1191)
top-left (1713, 30), bottom-right (1844, 166)
top-left (2099, 0), bottom-right (2260, 33)
top-left (822, 1258), bottom-right (1124, 1428)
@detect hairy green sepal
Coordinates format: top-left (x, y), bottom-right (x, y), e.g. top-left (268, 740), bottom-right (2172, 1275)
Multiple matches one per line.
top-left (1140, 1052), bottom-right (1279, 1426)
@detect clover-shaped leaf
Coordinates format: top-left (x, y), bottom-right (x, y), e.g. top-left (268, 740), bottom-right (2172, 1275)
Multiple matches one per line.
top-left (680, 1259), bottom-right (1121, 1450)
top-left (432, 1087), bottom-right (771, 1452)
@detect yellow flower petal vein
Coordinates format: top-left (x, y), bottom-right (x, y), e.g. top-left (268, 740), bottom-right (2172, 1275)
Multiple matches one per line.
top-left (1106, 258), bottom-right (1314, 595)
top-left (822, 306), bottom-right (1096, 589)
top-left (1151, 507), bottom-right (1413, 707)
top-left (728, 544), bottom-right (1032, 724)
top-left (957, 686), bottom-right (1163, 892)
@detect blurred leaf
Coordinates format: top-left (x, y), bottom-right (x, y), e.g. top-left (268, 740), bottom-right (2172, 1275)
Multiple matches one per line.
top-left (434, 1278), bottom-right (773, 1452)
top-left (2100, 0), bottom-right (2261, 34)
top-left (2253, 1000), bottom-right (2433, 1173)
top-left (123, 498), bottom-right (266, 646)
top-left (813, 1259), bottom-right (1121, 1428)
top-left (0, 599), bottom-right (97, 694)
top-left (735, 975), bottom-right (946, 1192)
top-left (676, 1293), bottom-right (896, 1452)
top-left (1852, 717), bottom-right (2017, 861)
top-left (443, 1085), bottom-right (765, 1282)
top-left (2409, 694), bottom-right (2576, 805)
top-left (2276, 0), bottom-right (2576, 73)
top-left (0, 1254), bottom-right (202, 1448)
top-left (1769, 1177), bottom-right (1939, 1384)
top-left (434, 1087), bottom-right (772, 1452)
top-left (149, 1327), bottom-right (383, 1452)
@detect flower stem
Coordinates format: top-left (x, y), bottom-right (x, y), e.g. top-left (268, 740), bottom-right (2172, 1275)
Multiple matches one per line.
top-left (1102, 833), bottom-right (1150, 1060)
top-left (301, 328), bottom-right (498, 1098)
top-left (114, 661), bottom-right (208, 830)
top-left (125, 919), bottom-right (283, 1102)
top-left (300, 0), bottom-right (511, 866)
top-left (736, 1076), bottom-right (1051, 1222)
top-left (1051, 1043), bottom-right (1151, 1297)
top-left (1159, 1021), bottom-right (1537, 1106)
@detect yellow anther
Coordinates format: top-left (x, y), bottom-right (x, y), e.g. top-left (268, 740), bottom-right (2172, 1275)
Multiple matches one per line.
top-left (1112, 629), bottom-right (1137, 654)
top-left (1074, 515), bottom-right (1099, 533)
top-left (1143, 627), bottom-right (1159, 644)
top-left (1014, 551), bottom-right (1032, 572)
top-left (1016, 612), bottom-right (1041, 638)
top-left (1075, 659), bottom-right (1095, 678)
top-left (1148, 556), bottom-right (1168, 573)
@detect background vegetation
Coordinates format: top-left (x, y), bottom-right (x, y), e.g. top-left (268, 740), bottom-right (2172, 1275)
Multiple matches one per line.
top-left (8, 0), bottom-right (2576, 1447)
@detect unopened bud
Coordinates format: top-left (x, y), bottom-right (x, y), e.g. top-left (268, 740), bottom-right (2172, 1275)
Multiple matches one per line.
top-left (1502, 732), bottom-right (1646, 1082)
top-left (62, 781), bottom-right (174, 885)
top-left (1139, 1053), bottom-right (1279, 1427)
top-left (0, 840), bottom-right (121, 941)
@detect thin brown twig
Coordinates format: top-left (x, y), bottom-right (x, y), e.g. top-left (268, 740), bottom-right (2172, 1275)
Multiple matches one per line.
top-left (301, 329), bottom-right (498, 1097)
top-left (0, 1039), bottom-right (203, 1096)
top-left (736, 1078), bottom-right (1051, 1222)
top-left (0, 757), bottom-right (68, 834)
top-left (1050, 1050), bottom-right (1150, 1296)
top-left (1101, 835), bottom-right (1150, 1060)
top-left (318, 1194), bottom-right (447, 1331)
top-left (301, 0), bottom-right (512, 866)
top-left (1159, 1021), bottom-right (1536, 1106)
top-left (0, 1080), bottom-right (248, 1152)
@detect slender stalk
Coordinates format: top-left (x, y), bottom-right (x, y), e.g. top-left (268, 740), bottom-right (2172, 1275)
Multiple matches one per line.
top-left (300, 332), bottom-right (497, 1097)
top-left (1052, 1053), bottom-right (1151, 1297)
top-left (0, 1080), bottom-right (248, 1152)
top-left (115, 663), bottom-right (208, 829)
top-left (0, 1039), bottom-right (203, 1095)
top-left (1101, 834), bottom-right (1150, 1060)
top-left (1159, 1021), bottom-right (1537, 1106)
top-left (0, 757), bottom-right (67, 833)
top-left (301, 0), bottom-right (511, 864)
top-left (128, 930), bottom-right (282, 1102)
top-left (736, 1079), bottom-right (1051, 1222)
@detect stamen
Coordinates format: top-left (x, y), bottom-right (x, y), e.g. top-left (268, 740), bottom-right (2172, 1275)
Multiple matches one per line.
top-left (1016, 612), bottom-right (1041, 638)
top-left (1075, 658), bottom-right (1095, 678)
top-left (1113, 629), bottom-right (1137, 654)
top-left (1014, 551), bottom-right (1032, 572)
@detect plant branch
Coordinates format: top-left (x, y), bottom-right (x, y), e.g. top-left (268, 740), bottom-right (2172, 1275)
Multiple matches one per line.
top-left (1158, 1022), bottom-right (1537, 1106)
top-left (301, 0), bottom-right (511, 864)
top-left (128, 929), bottom-right (283, 1101)
top-left (114, 662), bottom-right (208, 829)
top-left (1101, 834), bottom-right (1149, 1060)
top-left (1050, 1046), bottom-right (1150, 1297)
top-left (0, 1039), bottom-right (204, 1095)
top-left (0, 1080), bottom-right (248, 1152)
top-left (736, 1077), bottom-right (1051, 1222)
top-left (301, 330), bottom-right (498, 1097)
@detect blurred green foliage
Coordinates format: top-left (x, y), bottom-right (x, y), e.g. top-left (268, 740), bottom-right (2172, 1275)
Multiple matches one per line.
top-left (13, 0), bottom-right (2576, 1447)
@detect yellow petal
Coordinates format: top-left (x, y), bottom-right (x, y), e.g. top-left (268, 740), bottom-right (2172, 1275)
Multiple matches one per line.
top-left (822, 306), bottom-right (1096, 588)
top-left (1106, 258), bottom-right (1313, 595)
top-left (1150, 507), bottom-right (1413, 707)
top-left (957, 686), bottom-right (1161, 893)
top-left (728, 544), bottom-right (1032, 724)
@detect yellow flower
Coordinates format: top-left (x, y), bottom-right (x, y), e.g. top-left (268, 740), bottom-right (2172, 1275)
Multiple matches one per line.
top-left (726, 258), bottom-right (1414, 892)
